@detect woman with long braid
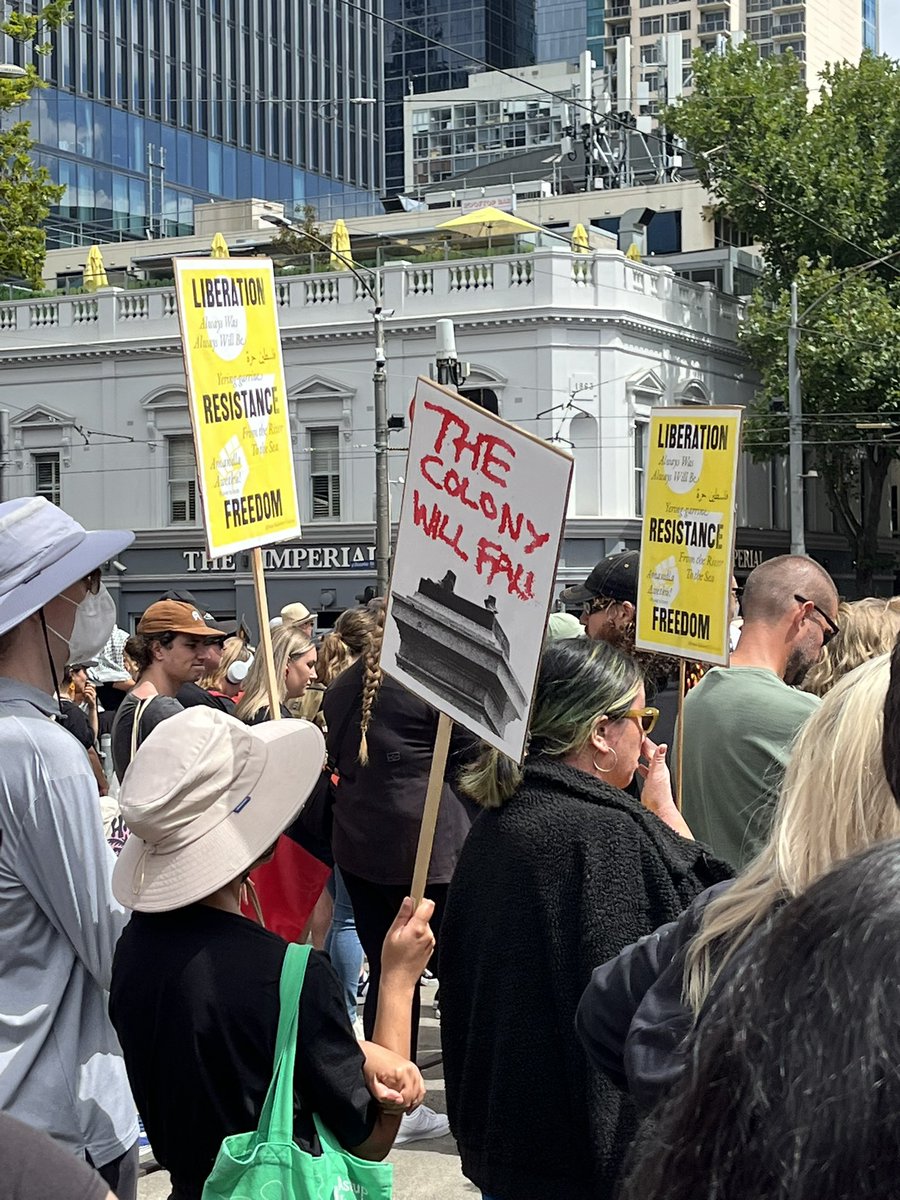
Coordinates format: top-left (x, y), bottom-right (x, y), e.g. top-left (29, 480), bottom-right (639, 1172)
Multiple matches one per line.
top-left (322, 603), bottom-right (479, 1145)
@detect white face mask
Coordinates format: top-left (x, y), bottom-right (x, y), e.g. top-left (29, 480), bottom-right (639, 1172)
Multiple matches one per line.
top-left (47, 583), bottom-right (118, 664)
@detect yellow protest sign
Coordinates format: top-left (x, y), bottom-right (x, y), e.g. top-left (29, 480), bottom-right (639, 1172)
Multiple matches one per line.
top-left (173, 258), bottom-right (301, 557)
top-left (635, 406), bottom-right (743, 666)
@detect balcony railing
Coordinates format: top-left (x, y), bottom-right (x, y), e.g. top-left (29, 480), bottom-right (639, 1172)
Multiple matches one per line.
top-left (698, 17), bottom-right (730, 33)
top-left (773, 18), bottom-right (805, 36)
top-left (0, 249), bottom-right (746, 352)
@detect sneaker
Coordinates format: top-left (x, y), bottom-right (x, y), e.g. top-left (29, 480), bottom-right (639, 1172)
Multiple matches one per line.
top-left (137, 1115), bottom-right (157, 1169)
top-left (394, 1105), bottom-right (451, 1146)
top-left (357, 970), bottom-right (369, 999)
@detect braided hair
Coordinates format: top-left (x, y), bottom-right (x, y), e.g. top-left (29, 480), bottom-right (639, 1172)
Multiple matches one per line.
top-left (357, 603), bottom-right (386, 765)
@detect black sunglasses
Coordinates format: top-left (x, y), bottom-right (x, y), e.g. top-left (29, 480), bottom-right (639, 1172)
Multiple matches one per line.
top-left (794, 594), bottom-right (839, 644)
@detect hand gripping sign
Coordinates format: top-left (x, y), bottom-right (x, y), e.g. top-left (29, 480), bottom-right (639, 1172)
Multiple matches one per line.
top-left (382, 379), bottom-right (573, 901)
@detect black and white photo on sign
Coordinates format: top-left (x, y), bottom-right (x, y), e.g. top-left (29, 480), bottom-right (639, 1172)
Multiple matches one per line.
top-left (382, 378), bottom-right (573, 762)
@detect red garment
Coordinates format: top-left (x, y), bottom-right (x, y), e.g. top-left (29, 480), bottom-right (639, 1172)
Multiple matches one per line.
top-left (241, 835), bottom-right (330, 941)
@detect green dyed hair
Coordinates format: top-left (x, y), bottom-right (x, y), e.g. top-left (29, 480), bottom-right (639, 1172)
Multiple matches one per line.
top-left (460, 638), bottom-right (643, 809)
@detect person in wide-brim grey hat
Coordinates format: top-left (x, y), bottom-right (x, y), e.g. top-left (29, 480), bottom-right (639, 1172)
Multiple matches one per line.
top-left (0, 496), bottom-right (138, 1197)
top-left (560, 550), bottom-right (640, 645)
top-left (0, 496), bottom-right (132, 640)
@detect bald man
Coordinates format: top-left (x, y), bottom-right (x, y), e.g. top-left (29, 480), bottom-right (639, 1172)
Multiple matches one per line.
top-left (679, 555), bottom-right (839, 867)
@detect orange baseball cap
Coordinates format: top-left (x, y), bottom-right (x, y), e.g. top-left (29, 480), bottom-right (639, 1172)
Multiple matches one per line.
top-left (137, 600), bottom-right (227, 638)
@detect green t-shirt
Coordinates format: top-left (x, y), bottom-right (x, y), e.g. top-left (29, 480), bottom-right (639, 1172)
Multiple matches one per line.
top-left (679, 666), bottom-right (819, 869)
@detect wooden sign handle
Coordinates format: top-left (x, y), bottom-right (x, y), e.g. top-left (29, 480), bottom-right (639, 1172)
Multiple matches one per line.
top-left (410, 712), bottom-right (454, 906)
top-left (675, 658), bottom-right (686, 812)
top-left (251, 547), bottom-right (281, 721)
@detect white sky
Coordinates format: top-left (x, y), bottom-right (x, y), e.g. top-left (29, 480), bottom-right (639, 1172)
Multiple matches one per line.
top-left (882, 5), bottom-right (900, 58)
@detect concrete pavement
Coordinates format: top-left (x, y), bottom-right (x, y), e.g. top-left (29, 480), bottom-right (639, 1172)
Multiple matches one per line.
top-left (138, 985), bottom-right (477, 1200)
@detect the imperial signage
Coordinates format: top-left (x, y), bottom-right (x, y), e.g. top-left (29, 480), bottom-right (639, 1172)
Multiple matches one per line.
top-left (182, 544), bottom-right (376, 573)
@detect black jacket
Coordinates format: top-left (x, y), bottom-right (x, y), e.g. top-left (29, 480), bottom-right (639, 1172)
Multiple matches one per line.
top-left (322, 660), bottom-right (479, 886)
top-left (439, 757), bottom-right (732, 1200)
top-left (576, 880), bottom-right (732, 1115)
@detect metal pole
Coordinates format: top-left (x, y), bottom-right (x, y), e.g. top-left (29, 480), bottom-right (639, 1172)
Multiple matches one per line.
top-left (373, 273), bottom-right (391, 596)
top-left (0, 408), bottom-right (9, 502)
top-left (787, 280), bottom-right (806, 556)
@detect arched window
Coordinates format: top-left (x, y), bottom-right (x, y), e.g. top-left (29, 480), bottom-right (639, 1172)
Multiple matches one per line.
top-left (460, 386), bottom-right (499, 415)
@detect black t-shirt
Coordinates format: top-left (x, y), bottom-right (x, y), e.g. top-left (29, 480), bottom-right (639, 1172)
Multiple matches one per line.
top-left (109, 905), bottom-right (376, 1200)
top-left (110, 692), bottom-right (183, 781)
top-left (0, 1111), bottom-right (107, 1200)
top-left (176, 682), bottom-right (236, 713)
top-left (56, 699), bottom-right (96, 751)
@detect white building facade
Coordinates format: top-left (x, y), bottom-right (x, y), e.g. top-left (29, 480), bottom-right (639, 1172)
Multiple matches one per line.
top-left (0, 245), bottom-right (859, 628)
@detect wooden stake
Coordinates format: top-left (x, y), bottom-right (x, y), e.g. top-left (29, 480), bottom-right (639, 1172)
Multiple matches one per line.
top-left (411, 712), bottom-right (454, 906)
top-left (251, 546), bottom-right (281, 721)
top-left (676, 658), bottom-right (686, 812)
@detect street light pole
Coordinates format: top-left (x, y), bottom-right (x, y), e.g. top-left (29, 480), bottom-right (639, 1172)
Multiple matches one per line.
top-left (372, 276), bottom-right (391, 596)
top-left (787, 281), bottom-right (805, 555)
top-left (261, 212), bottom-right (392, 595)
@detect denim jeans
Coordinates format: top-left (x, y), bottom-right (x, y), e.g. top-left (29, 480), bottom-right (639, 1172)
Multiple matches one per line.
top-left (324, 867), bottom-right (364, 1024)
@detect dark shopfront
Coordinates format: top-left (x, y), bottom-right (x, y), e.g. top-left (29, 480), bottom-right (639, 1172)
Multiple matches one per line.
top-left (106, 534), bottom-right (378, 635)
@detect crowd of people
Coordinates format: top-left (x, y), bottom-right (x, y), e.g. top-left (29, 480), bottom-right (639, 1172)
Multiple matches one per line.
top-left (2, 492), bottom-right (900, 1200)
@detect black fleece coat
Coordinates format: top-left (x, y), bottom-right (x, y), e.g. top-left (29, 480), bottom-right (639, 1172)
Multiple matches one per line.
top-left (439, 756), bottom-right (733, 1200)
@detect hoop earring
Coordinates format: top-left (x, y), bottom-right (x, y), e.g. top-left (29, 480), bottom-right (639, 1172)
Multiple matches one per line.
top-left (593, 748), bottom-right (618, 774)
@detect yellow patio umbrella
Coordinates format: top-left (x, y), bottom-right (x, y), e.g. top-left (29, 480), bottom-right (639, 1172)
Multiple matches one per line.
top-left (625, 242), bottom-right (643, 263)
top-left (571, 222), bottom-right (590, 253)
top-left (330, 218), bottom-right (353, 270)
top-left (437, 205), bottom-right (542, 253)
top-left (210, 231), bottom-right (230, 259)
top-left (83, 245), bottom-right (109, 292)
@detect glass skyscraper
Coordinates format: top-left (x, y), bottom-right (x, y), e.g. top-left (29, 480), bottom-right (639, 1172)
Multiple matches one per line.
top-left (535, 0), bottom-right (587, 61)
top-left (383, 0), bottom-right (536, 196)
top-left (862, 0), bottom-right (878, 50)
top-left (2, 0), bottom-right (383, 247)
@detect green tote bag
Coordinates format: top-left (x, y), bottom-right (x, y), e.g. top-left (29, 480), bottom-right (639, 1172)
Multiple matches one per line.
top-left (202, 943), bottom-right (394, 1200)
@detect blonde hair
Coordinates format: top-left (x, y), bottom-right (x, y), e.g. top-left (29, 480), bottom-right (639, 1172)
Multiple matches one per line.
top-left (684, 652), bottom-right (900, 1013)
top-left (234, 625), bottom-right (314, 723)
top-left (198, 636), bottom-right (252, 691)
top-left (803, 597), bottom-right (900, 698)
top-left (318, 607), bottom-right (376, 687)
top-left (357, 604), bottom-right (386, 765)
top-left (461, 639), bottom-right (642, 810)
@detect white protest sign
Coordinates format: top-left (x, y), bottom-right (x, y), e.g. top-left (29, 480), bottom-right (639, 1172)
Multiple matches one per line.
top-left (382, 377), bottom-right (573, 762)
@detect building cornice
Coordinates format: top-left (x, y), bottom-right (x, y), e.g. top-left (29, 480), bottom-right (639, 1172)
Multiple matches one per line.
top-left (0, 310), bottom-right (748, 367)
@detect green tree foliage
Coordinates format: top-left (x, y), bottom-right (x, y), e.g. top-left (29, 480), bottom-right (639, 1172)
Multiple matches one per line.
top-left (271, 204), bottom-right (325, 260)
top-left (0, 2), bottom-right (71, 289)
top-left (665, 45), bottom-right (900, 592)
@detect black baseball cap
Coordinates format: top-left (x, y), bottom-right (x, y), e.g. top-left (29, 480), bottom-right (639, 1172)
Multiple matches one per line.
top-left (559, 550), bottom-right (640, 605)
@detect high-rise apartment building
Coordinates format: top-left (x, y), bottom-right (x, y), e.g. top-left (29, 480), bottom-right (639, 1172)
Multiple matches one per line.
top-left (603, 0), bottom-right (871, 111)
top-left (3, 1), bottom-right (383, 246)
top-left (383, 0), bottom-right (536, 196)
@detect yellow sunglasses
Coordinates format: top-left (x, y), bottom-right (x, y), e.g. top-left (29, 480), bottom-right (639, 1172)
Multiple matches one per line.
top-left (624, 706), bottom-right (659, 735)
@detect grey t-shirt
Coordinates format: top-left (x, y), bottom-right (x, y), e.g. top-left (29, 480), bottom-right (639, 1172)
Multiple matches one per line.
top-left (111, 691), bottom-right (183, 782)
top-left (679, 666), bottom-right (819, 868)
top-left (0, 676), bottom-right (137, 1167)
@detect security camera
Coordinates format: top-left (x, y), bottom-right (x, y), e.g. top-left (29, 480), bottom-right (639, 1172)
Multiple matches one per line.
top-left (111, 560), bottom-right (127, 574)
